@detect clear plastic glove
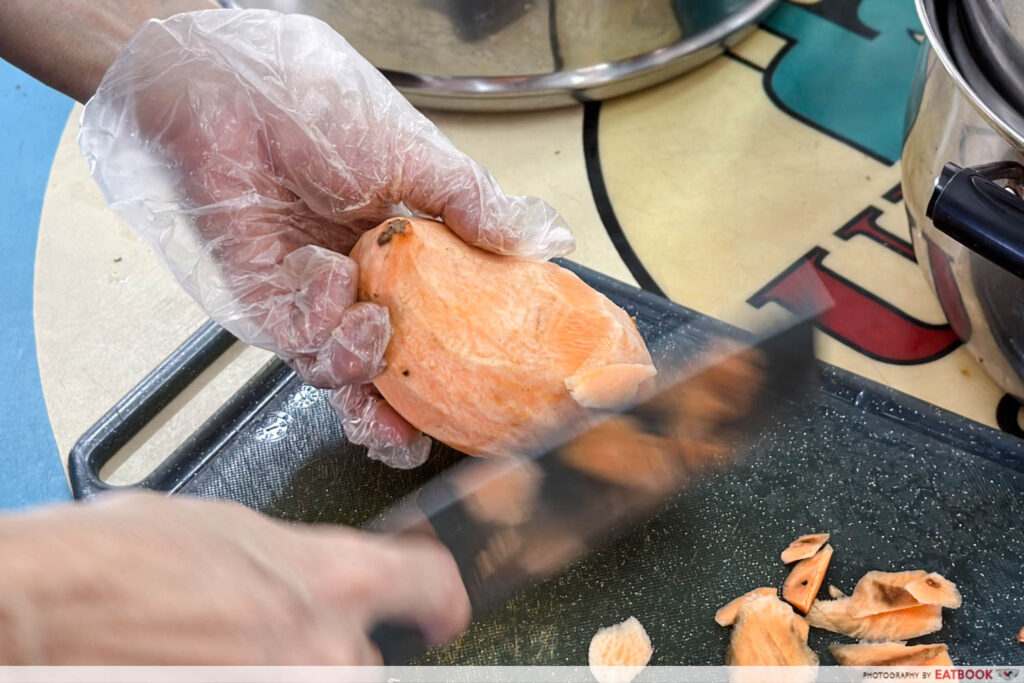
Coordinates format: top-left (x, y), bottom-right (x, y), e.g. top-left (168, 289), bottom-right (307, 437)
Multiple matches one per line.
top-left (0, 493), bottom-right (469, 664)
top-left (79, 9), bottom-right (574, 469)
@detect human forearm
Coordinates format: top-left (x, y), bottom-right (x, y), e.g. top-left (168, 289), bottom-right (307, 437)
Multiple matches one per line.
top-left (0, 0), bottom-right (217, 103)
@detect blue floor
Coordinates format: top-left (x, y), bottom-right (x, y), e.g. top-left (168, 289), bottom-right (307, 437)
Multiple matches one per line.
top-left (0, 59), bottom-right (74, 511)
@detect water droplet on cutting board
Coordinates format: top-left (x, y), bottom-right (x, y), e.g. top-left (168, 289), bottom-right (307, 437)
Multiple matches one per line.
top-left (254, 411), bottom-right (293, 442)
top-left (288, 385), bottom-right (321, 409)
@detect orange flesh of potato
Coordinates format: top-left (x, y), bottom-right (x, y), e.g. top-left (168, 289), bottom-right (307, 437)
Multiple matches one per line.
top-left (650, 342), bottom-right (766, 440)
top-left (781, 533), bottom-right (830, 564)
top-left (806, 598), bottom-right (943, 641)
top-left (828, 585), bottom-right (846, 599)
top-left (849, 570), bottom-right (928, 618)
top-left (715, 587), bottom-right (778, 627)
top-left (829, 642), bottom-right (953, 666)
top-left (458, 457), bottom-right (542, 526)
top-left (905, 572), bottom-right (962, 609)
top-left (565, 364), bottom-right (659, 410)
top-left (517, 530), bottom-right (586, 577)
top-left (559, 415), bottom-right (683, 493)
top-left (783, 543), bottom-right (834, 614)
top-left (1018, 626), bottom-right (1024, 643)
top-left (588, 616), bottom-right (652, 683)
top-left (725, 594), bottom-right (818, 666)
top-left (350, 218), bottom-right (656, 458)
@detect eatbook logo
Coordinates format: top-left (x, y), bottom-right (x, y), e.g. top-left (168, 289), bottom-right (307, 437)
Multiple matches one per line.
top-left (936, 669), bottom-right (1019, 680)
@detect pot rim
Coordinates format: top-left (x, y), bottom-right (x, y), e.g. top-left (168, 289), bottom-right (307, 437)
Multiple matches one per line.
top-left (219, 0), bottom-right (780, 110)
top-left (916, 0), bottom-right (1024, 151)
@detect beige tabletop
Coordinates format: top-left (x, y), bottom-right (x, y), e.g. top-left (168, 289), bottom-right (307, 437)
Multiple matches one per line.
top-left (33, 26), bottom-right (1005, 488)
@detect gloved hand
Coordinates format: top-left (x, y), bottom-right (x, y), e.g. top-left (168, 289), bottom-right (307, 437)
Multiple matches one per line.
top-left (79, 9), bottom-right (574, 469)
top-left (0, 493), bottom-right (469, 664)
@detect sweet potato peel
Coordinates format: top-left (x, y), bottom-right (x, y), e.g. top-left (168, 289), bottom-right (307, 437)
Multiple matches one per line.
top-left (715, 587), bottom-right (778, 627)
top-left (905, 572), bottom-right (962, 610)
top-left (783, 544), bottom-right (834, 614)
top-left (714, 534), bottom-right (963, 668)
top-left (829, 642), bottom-right (953, 666)
top-left (726, 594), bottom-right (818, 666)
top-left (781, 533), bottom-right (830, 564)
top-left (589, 616), bottom-right (652, 683)
top-left (807, 598), bottom-right (943, 641)
top-left (849, 570), bottom-right (927, 618)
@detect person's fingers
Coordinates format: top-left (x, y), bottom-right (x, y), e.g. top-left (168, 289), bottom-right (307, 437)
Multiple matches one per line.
top-left (263, 71), bottom-right (575, 261)
top-left (330, 384), bottom-right (432, 469)
top-left (289, 302), bottom-right (392, 388)
top-left (362, 536), bottom-right (470, 647)
top-left (306, 531), bottom-right (470, 649)
top-left (275, 246), bottom-right (360, 353)
top-left (394, 131), bottom-right (575, 260)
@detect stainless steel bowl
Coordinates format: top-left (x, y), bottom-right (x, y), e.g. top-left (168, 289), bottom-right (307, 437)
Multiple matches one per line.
top-left (903, 0), bottom-right (1024, 398)
top-left (219, 0), bottom-right (780, 110)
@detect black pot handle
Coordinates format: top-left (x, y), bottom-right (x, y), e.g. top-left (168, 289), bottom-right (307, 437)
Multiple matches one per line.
top-left (926, 162), bottom-right (1024, 277)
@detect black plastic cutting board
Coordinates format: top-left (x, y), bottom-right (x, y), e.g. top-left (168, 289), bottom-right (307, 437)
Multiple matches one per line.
top-left (69, 261), bottom-right (1024, 665)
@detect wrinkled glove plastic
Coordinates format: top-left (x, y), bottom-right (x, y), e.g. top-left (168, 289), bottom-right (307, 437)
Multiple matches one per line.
top-left (79, 9), bottom-right (574, 469)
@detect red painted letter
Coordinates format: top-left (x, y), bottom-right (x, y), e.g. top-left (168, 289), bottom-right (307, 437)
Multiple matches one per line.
top-left (749, 247), bottom-right (960, 364)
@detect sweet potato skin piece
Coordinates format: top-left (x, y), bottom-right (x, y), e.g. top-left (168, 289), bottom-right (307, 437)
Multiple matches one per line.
top-left (559, 416), bottom-right (683, 493)
top-left (849, 570), bottom-right (927, 618)
top-left (806, 597), bottom-right (943, 641)
top-left (905, 572), bottom-right (962, 609)
top-left (829, 642), bottom-right (952, 666)
top-left (715, 587), bottom-right (778, 627)
top-left (795, 615), bottom-right (810, 642)
top-left (457, 457), bottom-right (542, 526)
top-left (726, 594), bottom-right (818, 666)
top-left (783, 543), bottom-right (834, 614)
top-left (781, 533), bottom-right (830, 564)
top-left (351, 218), bottom-right (656, 457)
top-left (589, 616), bottom-right (652, 683)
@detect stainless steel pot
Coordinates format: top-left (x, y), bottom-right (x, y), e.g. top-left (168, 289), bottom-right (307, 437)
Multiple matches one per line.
top-left (219, 0), bottom-right (779, 110)
top-left (903, 0), bottom-right (1024, 399)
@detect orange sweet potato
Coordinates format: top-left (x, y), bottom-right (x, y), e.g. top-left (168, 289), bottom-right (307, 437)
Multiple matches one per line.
top-left (350, 218), bottom-right (657, 458)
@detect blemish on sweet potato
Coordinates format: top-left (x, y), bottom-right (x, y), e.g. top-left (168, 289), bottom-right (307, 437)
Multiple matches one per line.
top-left (377, 218), bottom-right (410, 246)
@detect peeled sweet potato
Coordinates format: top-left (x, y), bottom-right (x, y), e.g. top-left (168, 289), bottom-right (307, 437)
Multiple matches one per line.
top-left (350, 218), bottom-right (657, 458)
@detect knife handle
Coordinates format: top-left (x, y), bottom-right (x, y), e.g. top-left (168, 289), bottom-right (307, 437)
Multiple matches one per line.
top-left (369, 621), bottom-right (428, 665)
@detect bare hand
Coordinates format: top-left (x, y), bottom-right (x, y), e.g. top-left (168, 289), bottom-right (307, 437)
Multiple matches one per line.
top-left (0, 493), bottom-right (469, 664)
